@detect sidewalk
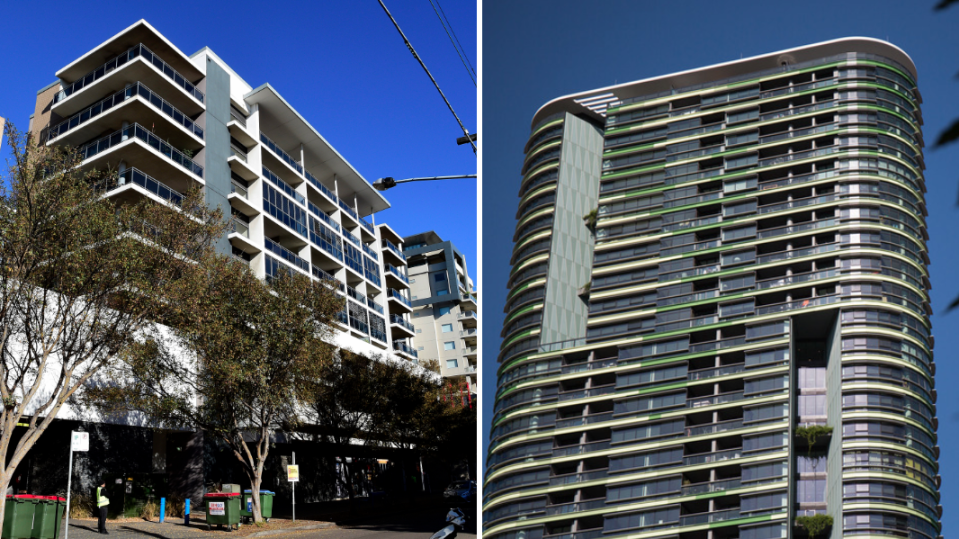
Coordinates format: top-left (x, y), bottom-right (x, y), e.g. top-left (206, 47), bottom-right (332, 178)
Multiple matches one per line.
top-left (57, 494), bottom-right (461, 539)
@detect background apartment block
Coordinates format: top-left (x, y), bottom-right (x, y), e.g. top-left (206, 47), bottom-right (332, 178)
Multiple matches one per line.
top-left (486, 38), bottom-right (939, 539)
top-left (25, 19), bottom-right (424, 500)
top-left (404, 231), bottom-right (478, 397)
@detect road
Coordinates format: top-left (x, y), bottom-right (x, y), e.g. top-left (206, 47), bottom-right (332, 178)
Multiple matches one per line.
top-left (305, 507), bottom-right (477, 539)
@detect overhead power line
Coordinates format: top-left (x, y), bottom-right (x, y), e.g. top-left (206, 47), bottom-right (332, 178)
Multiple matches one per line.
top-left (377, 0), bottom-right (477, 154)
top-left (428, 0), bottom-right (476, 86)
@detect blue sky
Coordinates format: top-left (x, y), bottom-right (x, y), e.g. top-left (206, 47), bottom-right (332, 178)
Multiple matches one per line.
top-left (481, 0), bottom-right (959, 529)
top-left (0, 0), bottom-right (476, 286)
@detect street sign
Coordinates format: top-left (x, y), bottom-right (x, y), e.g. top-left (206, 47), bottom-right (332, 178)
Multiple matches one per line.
top-left (287, 465), bottom-right (299, 482)
top-left (208, 502), bottom-right (225, 516)
top-left (70, 431), bottom-right (88, 452)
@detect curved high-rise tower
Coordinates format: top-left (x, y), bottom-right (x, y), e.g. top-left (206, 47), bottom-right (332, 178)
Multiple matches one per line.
top-left (486, 38), bottom-right (939, 539)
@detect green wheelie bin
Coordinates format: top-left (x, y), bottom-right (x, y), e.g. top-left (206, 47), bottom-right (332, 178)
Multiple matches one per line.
top-left (31, 497), bottom-right (65, 539)
top-left (2, 495), bottom-right (40, 539)
top-left (203, 493), bottom-right (240, 531)
top-left (240, 491), bottom-right (274, 523)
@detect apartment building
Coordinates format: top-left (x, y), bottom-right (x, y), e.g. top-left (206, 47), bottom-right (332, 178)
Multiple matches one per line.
top-left (404, 231), bottom-right (478, 396)
top-left (27, 19), bottom-right (419, 498)
top-left (486, 38), bottom-right (938, 539)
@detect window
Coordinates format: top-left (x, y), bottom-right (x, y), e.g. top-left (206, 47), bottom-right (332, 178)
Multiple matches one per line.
top-left (442, 324), bottom-right (453, 333)
top-left (444, 342), bottom-right (456, 351)
top-left (434, 272), bottom-right (447, 282)
top-left (438, 306), bottom-right (452, 316)
top-left (417, 347), bottom-right (425, 351)
top-left (438, 290), bottom-right (448, 296)
top-left (416, 329), bottom-right (422, 334)
top-left (410, 278), bottom-right (416, 283)
top-left (446, 359), bottom-right (458, 369)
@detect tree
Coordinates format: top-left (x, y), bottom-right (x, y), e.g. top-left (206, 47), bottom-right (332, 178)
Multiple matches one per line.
top-left (0, 123), bottom-right (226, 526)
top-left (89, 254), bottom-right (344, 523)
top-left (303, 351), bottom-right (393, 503)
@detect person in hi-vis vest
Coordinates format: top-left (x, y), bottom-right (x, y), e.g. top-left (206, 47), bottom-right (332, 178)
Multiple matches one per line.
top-left (96, 480), bottom-right (110, 534)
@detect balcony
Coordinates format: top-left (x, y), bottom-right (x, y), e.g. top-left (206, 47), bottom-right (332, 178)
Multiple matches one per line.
top-left (683, 447), bottom-right (742, 466)
top-left (346, 285), bottom-right (367, 306)
top-left (260, 132), bottom-right (303, 175)
top-left (545, 498), bottom-right (606, 517)
top-left (53, 43), bottom-right (203, 117)
top-left (463, 346), bottom-right (477, 358)
top-left (230, 147), bottom-right (257, 182)
top-left (312, 266), bottom-right (345, 292)
top-left (555, 411), bottom-right (613, 429)
top-left (681, 477), bottom-right (741, 496)
top-left (389, 314), bottom-right (415, 333)
top-left (338, 199), bottom-right (359, 224)
top-left (98, 167), bottom-right (183, 207)
top-left (458, 311), bottom-right (477, 320)
top-left (229, 181), bottom-right (257, 217)
top-left (393, 341), bottom-right (418, 359)
top-left (387, 288), bottom-right (413, 312)
top-left (366, 298), bottom-right (384, 315)
top-left (548, 469), bottom-right (607, 486)
top-left (78, 123), bottom-right (204, 185)
top-left (687, 391), bottom-right (744, 409)
top-left (264, 238), bottom-right (309, 274)
top-left (552, 439), bottom-right (610, 458)
top-left (48, 82), bottom-right (203, 150)
top-left (679, 507), bottom-right (741, 527)
top-left (385, 265), bottom-right (410, 288)
top-left (382, 240), bottom-right (407, 263)
top-left (304, 169), bottom-right (338, 205)
top-left (685, 418), bottom-right (744, 437)
top-left (557, 385), bottom-right (615, 402)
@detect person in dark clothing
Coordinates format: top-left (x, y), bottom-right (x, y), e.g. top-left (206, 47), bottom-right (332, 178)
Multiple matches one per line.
top-left (96, 480), bottom-right (110, 534)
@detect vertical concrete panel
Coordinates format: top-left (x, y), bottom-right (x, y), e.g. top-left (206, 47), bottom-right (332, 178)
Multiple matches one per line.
top-left (540, 113), bottom-right (603, 343)
top-left (825, 317), bottom-right (843, 539)
top-left (204, 59), bottom-right (233, 256)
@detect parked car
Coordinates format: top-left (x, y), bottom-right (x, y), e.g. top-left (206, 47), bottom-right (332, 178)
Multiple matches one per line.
top-left (443, 480), bottom-right (476, 503)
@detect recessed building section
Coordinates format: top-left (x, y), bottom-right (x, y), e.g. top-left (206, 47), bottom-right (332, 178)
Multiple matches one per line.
top-left (485, 38), bottom-right (938, 539)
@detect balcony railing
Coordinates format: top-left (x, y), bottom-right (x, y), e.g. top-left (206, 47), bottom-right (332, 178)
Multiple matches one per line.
top-left (362, 243), bottom-right (379, 261)
top-left (386, 265), bottom-right (409, 283)
top-left (304, 170), bottom-right (337, 202)
top-left (366, 298), bottom-right (384, 315)
top-left (687, 391), bottom-right (744, 409)
top-left (349, 316), bottom-right (369, 335)
top-left (460, 328), bottom-right (477, 337)
top-left (458, 311), bottom-right (477, 319)
top-left (229, 109), bottom-right (247, 127)
top-left (260, 133), bottom-right (303, 174)
top-left (307, 202), bottom-right (340, 233)
top-left (548, 469), bottom-right (607, 486)
top-left (370, 328), bottom-right (387, 343)
top-left (342, 229), bottom-right (361, 247)
top-left (54, 43), bottom-right (204, 104)
top-left (555, 412), bottom-right (614, 429)
top-left (346, 285), bottom-right (367, 305)
top-left (561, 358), bottom-right (616, 375)
top-left (263, 166), bottom-right (305, 205)
top-left (49, 82), bottom-right (204, 141)
top-left (99, 167), bottom-right (184, 207)
top-left (360, 216), bottom-right (375, 234)
top-left (338, 199), bottom-right (359, 221)
top-left (552, 439), bottom-right (610, 458)
top-left (231, 220), bottom-right (250, 238)
top-left (686, 419), bottom-right (744, 437)
top-left (393, 341), bottom-right (418, 358)
top-left (230, 181), bottom-right (248, 199)
top-left (264, 238), bottom-right (309, 273)
top-left (79, 123), bottom-right (203, 178)
top-left (687, 362), bottom-right (746, 379)
top-left (683, 448), bottom-right (742, 466)
top-left (383, 240), bottom-right (406, 261)
top-left (680, 508), bottom-right (741, 526)
top-left (312, 266), bottom-right (345, 292)
top-left (463, 346), bottom-right (477, 355)
top-left (557, 385), bottom-right (615, 402)
top-left (388, 288), bottom-right (411, 307)
top-left (545, 498), bottom-right (606, 517)
top-left (229, 144), bottom-right (248, 162)
top-left (390, 314), bottom-right (414, 332)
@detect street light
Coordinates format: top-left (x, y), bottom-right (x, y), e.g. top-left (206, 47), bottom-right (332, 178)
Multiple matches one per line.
top-left (373, 174), bottom-right (476, 191)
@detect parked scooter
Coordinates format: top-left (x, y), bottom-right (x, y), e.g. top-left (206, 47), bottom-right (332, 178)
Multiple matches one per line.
top-left (429, 507), bottom-right (468, 539)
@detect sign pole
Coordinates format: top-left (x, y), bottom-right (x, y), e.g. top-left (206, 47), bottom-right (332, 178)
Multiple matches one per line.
top-left (64, 431), bottom-right (88, 539)
top-left (292, 452), bottom-right (295, 523)
top-left (64, 446), bottom-right (73, 539)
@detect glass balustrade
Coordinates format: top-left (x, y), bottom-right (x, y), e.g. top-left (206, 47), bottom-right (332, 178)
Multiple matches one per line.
top-left (79, 123), bottom-right (203, 177)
